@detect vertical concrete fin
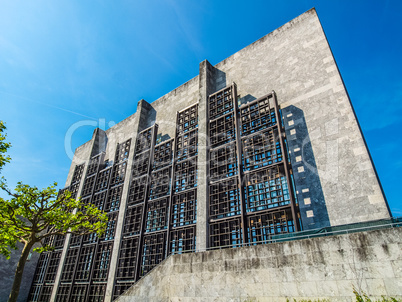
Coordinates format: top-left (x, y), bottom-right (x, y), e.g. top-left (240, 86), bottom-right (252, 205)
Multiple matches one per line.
top-left (50, 144), bottom-right (93, 301)
top-left (104, 99), bottom-right (154, 302)
top-left (91, 128), bottom-right (107, 158)
top-left (196, 60), bottom-right (216, 251)
top-left (137, 99), bottom-right (155, 132)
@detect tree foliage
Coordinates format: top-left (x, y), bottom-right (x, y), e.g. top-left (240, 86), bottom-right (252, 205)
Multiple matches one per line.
top-left (0, 121), bottom-right (11, 171)
top-left (0, 182), bottom-right (108, 258)
top-left (0, 181), bottom-right (108, 302)
top-left (0, 121), bottom-right (107, 302)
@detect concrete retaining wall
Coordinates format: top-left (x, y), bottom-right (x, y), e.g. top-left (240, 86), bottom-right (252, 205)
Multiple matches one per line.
top-left (117, 227), bottom-right (402, 302)
top-left (57, 8), bottom-right (394, 301)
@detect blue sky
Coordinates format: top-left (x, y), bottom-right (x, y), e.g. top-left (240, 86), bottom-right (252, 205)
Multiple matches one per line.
top-left (0, 0), bottom-right (401, 216)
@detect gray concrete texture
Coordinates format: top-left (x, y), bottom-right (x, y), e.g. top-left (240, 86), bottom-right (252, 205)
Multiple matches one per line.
top-left (210, 8), bottom-right (390, 227)
top-left (55, 7), bottom-right (394, 302)
top-left (196, 60), bottom-right (216, 251)
top-left (67, 7), bottom-right (390, 229)
top-left (58, 100), bottom-right (154, 302)
top-left (116, 227), bottom-right (402, 302)
top-left (104, 98), bottom-right (154, 302)
top-left (150, 76), bottom-right (199, 141)
top-left (0, 243), bottom-right (40, 302)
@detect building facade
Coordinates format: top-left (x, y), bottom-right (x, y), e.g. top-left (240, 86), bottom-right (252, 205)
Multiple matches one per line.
top-left (27, 8), bottom-right (390, 302)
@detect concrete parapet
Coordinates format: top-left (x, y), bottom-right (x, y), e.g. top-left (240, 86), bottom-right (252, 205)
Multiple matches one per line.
top-left (117, 227), bottom-right (402, 301)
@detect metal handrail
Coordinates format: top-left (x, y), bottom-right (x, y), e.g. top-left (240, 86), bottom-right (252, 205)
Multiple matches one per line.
top-left (170, 217), bottom-right (402, 255)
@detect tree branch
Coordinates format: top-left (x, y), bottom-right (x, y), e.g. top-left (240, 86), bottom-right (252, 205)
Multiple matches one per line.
top-left (0, 185), bottom-right (20, 198)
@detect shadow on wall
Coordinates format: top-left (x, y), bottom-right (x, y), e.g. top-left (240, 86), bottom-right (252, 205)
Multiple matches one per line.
top-left (213, 66), bottom-right (256, 107)
top-left (144, 102), bottom-right (173, 144)
top-left (156, 134), bottom-right (172, 144)
top-left (205, 65), bottom-right (330, 230)
top-left (214, 68), bottom-right (227, 92)
top-left (282, 105), bottom-right (330, 230)
top-left (238, 94), bottom-right (256, 107)
top-left (145, 106), bottom-right (157, 131)
top-left (91, 128), bottom-right (108, 157)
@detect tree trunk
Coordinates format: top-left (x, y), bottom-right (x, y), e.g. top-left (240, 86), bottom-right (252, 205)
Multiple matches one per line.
top-left (8, 241), bottom-right (34, 302)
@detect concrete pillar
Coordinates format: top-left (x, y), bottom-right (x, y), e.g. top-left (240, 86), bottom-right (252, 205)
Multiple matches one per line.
top-left (196, 60), bottom-right (216, 251)
top-left (104, 100), bottom-right (153, 302)
top-left (50, 128), bottom-right (107, 302)
top-left (91, 128), bottom-right (108, 158)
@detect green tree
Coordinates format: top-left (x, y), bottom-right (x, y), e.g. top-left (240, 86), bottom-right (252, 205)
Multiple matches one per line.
top-left (0, 121), bottom-right (11, 171)
top-left (0, 122), bottom-right (107, 302)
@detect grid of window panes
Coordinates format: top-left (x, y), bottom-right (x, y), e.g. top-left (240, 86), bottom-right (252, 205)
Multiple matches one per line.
top-left (114, 126), bottom-right (157, 296)
top-left (28, 85), bottom-right (298, 302)
top-left (208, 86), bottom-right (298, 248)
top-left (246, 208), bottom-right (295, 243)
top-left (169, 104), bottom-right (198, 255)
top-left (29, 139), bottom-right (130, 302)
top-left (28, 163), bottom-right (85, 302)
top-left (113, 105), bottom-right (199, 297)
top-left (208, 85), bottom-right (242, 248)
top-left (239, 94), bottom-right (298, 243)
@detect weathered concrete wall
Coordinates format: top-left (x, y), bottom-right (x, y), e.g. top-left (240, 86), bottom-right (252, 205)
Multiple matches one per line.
top-left (213, 8), bottom-right (390, 228)
top-left (53, 8), bottom-right (394, 302)
top-left (56, 100), bottom-right (154, 302)
top-left (0, 243), bottom-right (40, 302)
top-left (150, 76), bottom-right (199, 141)
top-left (65, 7), bottom-right (390, 230)
top-left (117, 227), bottom-right (402, 302)
top-left (52, 127), bottom-right (106, 301)
top-left (103, 109), bottom-right (139, 163)
top-left (65, 101), bottom-right (142, 185)
top-left (64, 139), bottom-right (93, 187)
top-left (196, 60), bottom-right (217, 251)
top-left (104, 99), bottom-right (155, 302)
top-left (64, 74), bottom-right (198, 172)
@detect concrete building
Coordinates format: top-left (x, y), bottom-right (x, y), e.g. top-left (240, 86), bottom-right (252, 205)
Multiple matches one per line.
top-left (27, 8), bottom-right (392, 302)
